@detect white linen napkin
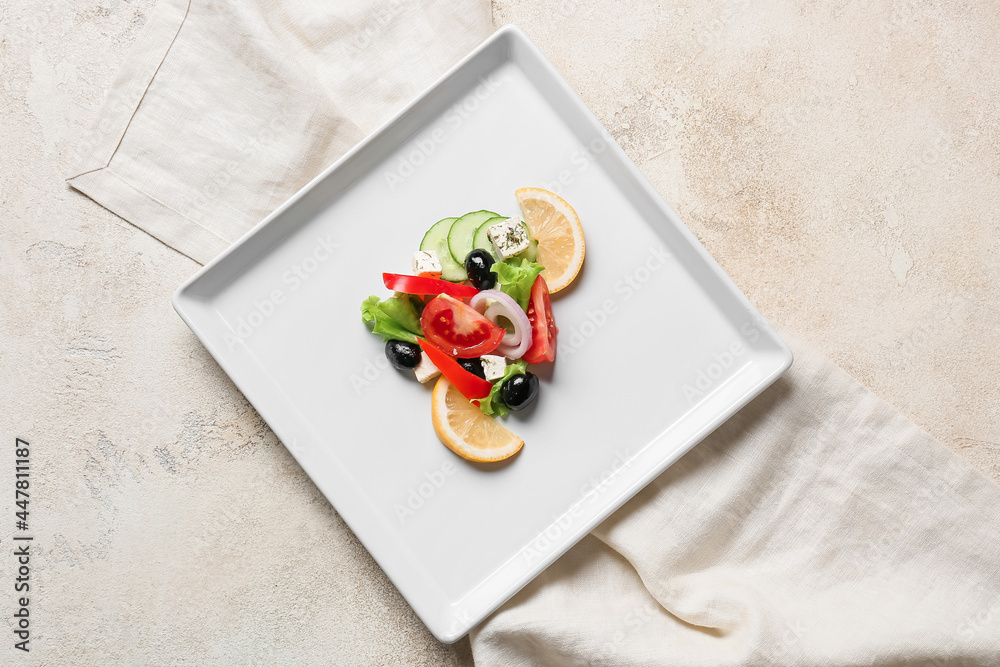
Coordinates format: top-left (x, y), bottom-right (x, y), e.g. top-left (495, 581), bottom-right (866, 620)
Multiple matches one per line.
top-left (68, 0), bottom-right (493, 264)
top-left (68, 2), bottom-right (1000, 665)
top-left (470, 330), bottom-right (1000, 665)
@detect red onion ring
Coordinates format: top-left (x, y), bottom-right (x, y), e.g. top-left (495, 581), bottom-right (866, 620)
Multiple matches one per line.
top-left (484, 303), bottom-right (521, 347)
top-left (470, 290), bottom-right (533, 359)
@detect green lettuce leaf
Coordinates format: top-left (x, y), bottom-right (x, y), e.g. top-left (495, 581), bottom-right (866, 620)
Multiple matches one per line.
top-left (361, 293), bottom-right (423, 343)
top-left (491, 258), bottom-right (545, 311)
top-left (479, 360), bottom-right (528, 417)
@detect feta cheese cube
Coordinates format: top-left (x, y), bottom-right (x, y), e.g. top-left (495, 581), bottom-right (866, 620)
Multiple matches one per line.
top-left (411, 250), bottom-right (442, 279)
top-left (481, 354), bottom-right (507, 382)
top-left (413, 353), bottom-right (441, 384)
top-left (487, 217), bottom-right (530, 259)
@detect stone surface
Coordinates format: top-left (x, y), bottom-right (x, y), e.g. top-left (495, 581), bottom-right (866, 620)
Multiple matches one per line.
top-left (0, 0), bottom-right (996, 664)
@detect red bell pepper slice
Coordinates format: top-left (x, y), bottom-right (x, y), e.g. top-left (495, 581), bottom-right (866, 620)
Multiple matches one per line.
top-left (418, 339), bottom-right (492, 400)
top-left (383, 273), bottom-right (478, 299)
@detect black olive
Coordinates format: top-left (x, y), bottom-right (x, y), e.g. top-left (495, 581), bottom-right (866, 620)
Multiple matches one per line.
top-left (457, 357), bottom-right (485, 378)
top-left (500, 372), bottom-right (539, 411)
top-left (465, 249), bottom-right (497, 290)
top-left (385, 340), bottom-right (421, 370)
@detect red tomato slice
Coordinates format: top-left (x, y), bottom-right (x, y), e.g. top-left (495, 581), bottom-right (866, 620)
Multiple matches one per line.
top-left (420, 294), bottom-right (505, 357)
top-left (418, 339), bottom-right (492, 400)
top-left (522, 276), bottom-right (558, 364)
top-left (383, 273), bottom-right (478, 298)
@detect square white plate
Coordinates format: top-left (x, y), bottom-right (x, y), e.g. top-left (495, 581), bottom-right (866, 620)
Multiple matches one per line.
top-left (173, 25), bottom-right (792, 642)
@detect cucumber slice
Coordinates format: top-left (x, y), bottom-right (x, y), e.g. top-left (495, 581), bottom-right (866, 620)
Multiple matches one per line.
top-left (525, 236), bottom-right (539, 262)
top-left (473, 217), bottom-right (538, 262)
top-left (420, 217), bottom-right (466, 282)
top-left (473, 216), bottom-right (505, 260)
top-left (447, 210), bottom-right (498, 265)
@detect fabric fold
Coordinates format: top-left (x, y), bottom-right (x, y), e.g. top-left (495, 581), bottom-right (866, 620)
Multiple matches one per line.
top-left (470, 331), bottom-right (1000, 666)
top-left (67, 0), bottom-right (493, 265)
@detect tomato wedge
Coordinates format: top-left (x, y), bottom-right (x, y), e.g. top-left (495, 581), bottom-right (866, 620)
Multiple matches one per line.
top-left (420, 294), bottom-right (505, 357)
top-left (383, 273), bottom-right (478, 299)
top-left (418, 339), bottom-right (492, 400)
top-left (522, 275), bottom-right (558, 364)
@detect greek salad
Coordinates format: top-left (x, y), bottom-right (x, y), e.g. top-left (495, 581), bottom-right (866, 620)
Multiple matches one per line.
top-left (361, 188), bottom-right (584, 462)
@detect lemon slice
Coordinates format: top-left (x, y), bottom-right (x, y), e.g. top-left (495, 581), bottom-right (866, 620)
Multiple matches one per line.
top-left (431, 376), bottom-right (524, 462)
top-left (515, 187), bottom-right (586, 293)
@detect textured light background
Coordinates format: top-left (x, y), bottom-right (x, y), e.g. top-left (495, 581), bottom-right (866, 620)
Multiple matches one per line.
top-left (0, 0), bottom-right (996, 664)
